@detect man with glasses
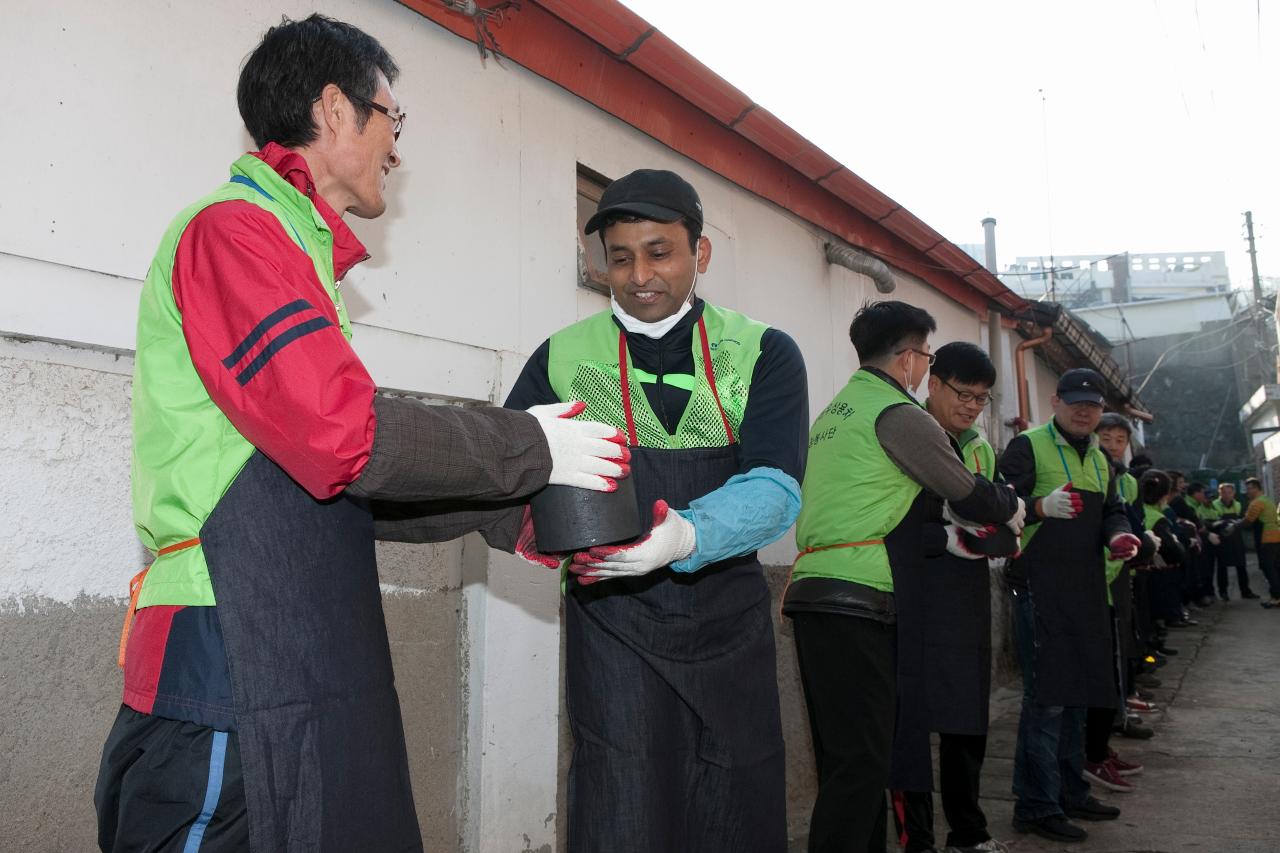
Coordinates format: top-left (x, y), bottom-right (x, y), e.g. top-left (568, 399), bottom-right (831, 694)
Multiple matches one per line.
top-left (786, 303), bottom-right (1024, 853)
top-left (889, 341), bottom-right (1012, 853)
top-left (998, 369), bottom-right (1141, 844)
top-left (95, 15), bottom-right (626, 852)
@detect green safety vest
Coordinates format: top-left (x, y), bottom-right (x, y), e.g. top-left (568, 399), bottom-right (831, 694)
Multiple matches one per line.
top-left (1116, 471), bottom-right (1138, 506)
top-left (1102, 470), bottom-right (1140, 596)
top-left (957, 428), bottom-right (996, 478)
top-left (1019, 421), bottom-right (1112, 553)
top-left (1143, 503), bottom-right (1167, 533)
top-left (132, 154), bottom-right (352, 609)
top-left (546, 304), bottom-right (766, 449)
top-left (1194, 500), bottom-right (1221, 524)
top-left (1213, 498), bottom-right (1243, 520)
top-left (792, 370), bottom-right (924, 592)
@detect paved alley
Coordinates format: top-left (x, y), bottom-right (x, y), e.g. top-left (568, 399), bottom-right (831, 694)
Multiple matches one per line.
top-left (969, 580), bottom-right (1280, 852)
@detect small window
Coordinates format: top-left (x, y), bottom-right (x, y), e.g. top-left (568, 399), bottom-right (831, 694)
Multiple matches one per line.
top-left (1200, 256), bottom-right (1212, 263)
top-left (1098, 260), bottom-right (1109, 271)
top-left (576, 165), bottom-right (611, 296)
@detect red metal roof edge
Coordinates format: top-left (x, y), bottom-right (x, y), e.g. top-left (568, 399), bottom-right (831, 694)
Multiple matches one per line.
top-left (395, 0), bottom-right (1029, 316)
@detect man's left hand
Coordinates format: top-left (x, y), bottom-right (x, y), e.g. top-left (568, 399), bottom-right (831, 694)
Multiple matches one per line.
top-left (570, 500), bottom-right (696, 585)
top-left (1108, 532), bottom-right (1142, 561)
top-left (515, 506), bottom-right (566, 569)
top-left (944, 525), bottom-right (985, 560)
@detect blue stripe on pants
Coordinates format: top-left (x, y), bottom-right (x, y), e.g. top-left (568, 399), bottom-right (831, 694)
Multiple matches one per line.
top-left (183, 730), bottom-right (228, 852)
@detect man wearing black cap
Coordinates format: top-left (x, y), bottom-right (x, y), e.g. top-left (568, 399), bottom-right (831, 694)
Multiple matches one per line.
top-left (502, 168), bottom-right (809, 851)
top-left (997, 369), bottom-right (1141, 844)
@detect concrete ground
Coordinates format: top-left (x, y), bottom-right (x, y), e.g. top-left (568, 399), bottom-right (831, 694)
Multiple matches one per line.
top-left (790, 562), bottom-right (1280, 852)
top-left (973, 589), bottom-right (1280, 853)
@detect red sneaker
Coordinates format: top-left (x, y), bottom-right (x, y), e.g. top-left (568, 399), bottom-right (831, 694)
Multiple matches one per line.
top-left (1107, 751), bottom-right (1144, 776)
top-left (1126, 697), bottom-right (1159, 713)
top-left (1083, 760), bottom-right (1136, 792)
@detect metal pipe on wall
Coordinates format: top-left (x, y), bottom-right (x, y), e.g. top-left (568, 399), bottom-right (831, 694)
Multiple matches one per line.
top-left (824, 242), bottom-right (896, 294)
top-left (1015, 326), bottom-right (1053, 426)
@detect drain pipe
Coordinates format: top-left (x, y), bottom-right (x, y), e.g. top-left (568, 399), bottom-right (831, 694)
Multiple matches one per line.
top-left (1124, 403), bottom-right (1155, 423)
top-left (1014, 325), bottom-right (1053, 428)
top-left (825, 242), bottom-right (896, 293)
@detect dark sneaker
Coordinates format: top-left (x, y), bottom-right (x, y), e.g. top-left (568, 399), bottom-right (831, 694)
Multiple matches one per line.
top-left (1242, 590), bottom-right (1261, 599)
top-left (1012, 814), bottom-right (1087, 843)
top-left (1118, 720), bottom-right (1154, 739)
top-left (1065, 796), bottom-right (1121, 821)
top-left (1108, 750), bottom-right (1144, 776)
top-left (1197, 596), bottom-right (1215, 607)
top-left (1083, 760), bottom-right (1135, 792)
top-left (1219, 591), bottom-right (1230, 601)
top-left (1135, 674), bottom-right (1162, 688)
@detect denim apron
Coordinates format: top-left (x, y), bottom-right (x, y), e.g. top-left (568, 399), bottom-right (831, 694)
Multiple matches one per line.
top-left (1010, 490), bottom-right (1115, 709)
top-left (563, 329), bottom-right (786, 853)
top-left (200, 452), bottom-right (421, 852)
top-left (888, 487), bottom-right (993, 793)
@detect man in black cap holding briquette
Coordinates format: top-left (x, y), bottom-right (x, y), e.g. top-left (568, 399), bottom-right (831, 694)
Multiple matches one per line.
top-left (997, 368), bottom-right (1142, 844)
top-left (503, 168), bottom-right (809, 852)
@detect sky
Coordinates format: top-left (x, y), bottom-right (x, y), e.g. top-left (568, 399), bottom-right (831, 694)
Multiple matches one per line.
top-left (617, 0), bottom-right (1278, 291)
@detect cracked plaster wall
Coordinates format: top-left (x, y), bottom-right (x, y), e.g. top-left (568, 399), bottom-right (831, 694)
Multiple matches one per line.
top-left (0, 342), bottom-right (463, 852)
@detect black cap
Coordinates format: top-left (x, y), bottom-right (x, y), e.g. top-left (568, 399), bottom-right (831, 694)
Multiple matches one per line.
top-left (584, 169), bottom-right (704, 235)
top-left (1057, 368), bottom-right (1106, 405)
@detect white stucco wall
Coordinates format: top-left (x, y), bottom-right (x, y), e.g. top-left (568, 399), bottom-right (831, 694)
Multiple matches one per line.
top-left (0, 1), bottom-right (1013, 849)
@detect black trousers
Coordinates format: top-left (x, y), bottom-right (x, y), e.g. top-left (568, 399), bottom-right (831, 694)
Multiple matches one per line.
top-left (1084, 706), bottom-right (1118, 763)
top-left (892, 733), bottom-right (990, 852)
top-left (96, 705), bottom-right (247, 853)
top-left (1260, 542), bottom-right (1280, 599)
top-left (792, 612), bottom-right (896, 853)
top-left (1216, 546), bottom-right (1254, 596)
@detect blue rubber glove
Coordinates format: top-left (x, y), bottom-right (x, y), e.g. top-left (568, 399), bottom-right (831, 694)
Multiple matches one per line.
top-left (670, 467), bottom-right (801, 573)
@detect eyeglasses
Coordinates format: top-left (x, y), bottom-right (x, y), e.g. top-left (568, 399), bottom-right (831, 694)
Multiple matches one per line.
top-left (940, 376), bottom-right (993, 406)
top-left (896, 347), bottom-right (936, 366)
top-left (345, 91), bottom-right (406, 140)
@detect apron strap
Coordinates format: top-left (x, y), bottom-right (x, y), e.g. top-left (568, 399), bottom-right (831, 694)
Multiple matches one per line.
top-left (117, 537), bottom-right (202, 668)
top-left (792, 538), bottom-right (885, 567)
top-left (697, 316), bottom-right (736, 445)
top-left (617, 331), bottom-right (639, 447)
top-left (615, 317), bottom-right (736, 449)
top-left (781, 538), bottom-right (886, 620)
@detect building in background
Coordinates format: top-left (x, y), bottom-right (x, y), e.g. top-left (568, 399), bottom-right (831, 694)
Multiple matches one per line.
top-left (1002, 250), bottom-right (1230, 307)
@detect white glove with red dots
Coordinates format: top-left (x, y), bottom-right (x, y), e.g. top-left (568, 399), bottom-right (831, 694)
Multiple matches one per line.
top-left (569, 500), bottom-right (695, 585)
top-left (528, 401), bottom-right (630, 492)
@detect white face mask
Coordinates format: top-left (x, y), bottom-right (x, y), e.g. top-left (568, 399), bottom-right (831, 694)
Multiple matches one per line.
top-left (610, 256), bottom-right (699, 340)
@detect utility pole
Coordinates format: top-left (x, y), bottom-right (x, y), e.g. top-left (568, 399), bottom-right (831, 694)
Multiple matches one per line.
top-left (1243, 211), bottom-right (1275, 385)
top-left (1245, 210), bottom-right (1263, 304)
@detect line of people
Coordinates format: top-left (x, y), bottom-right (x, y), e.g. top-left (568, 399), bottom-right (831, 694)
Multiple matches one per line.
top-left (788, 308), bottom-right (1275, 851)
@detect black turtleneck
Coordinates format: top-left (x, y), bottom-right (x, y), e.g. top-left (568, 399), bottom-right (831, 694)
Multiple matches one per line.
top-left (504, 297), bottom-right (807, 483)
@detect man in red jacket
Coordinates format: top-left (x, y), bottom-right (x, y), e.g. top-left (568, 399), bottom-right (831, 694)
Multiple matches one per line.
top-left (95, 15), bottom-right (627, 852)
